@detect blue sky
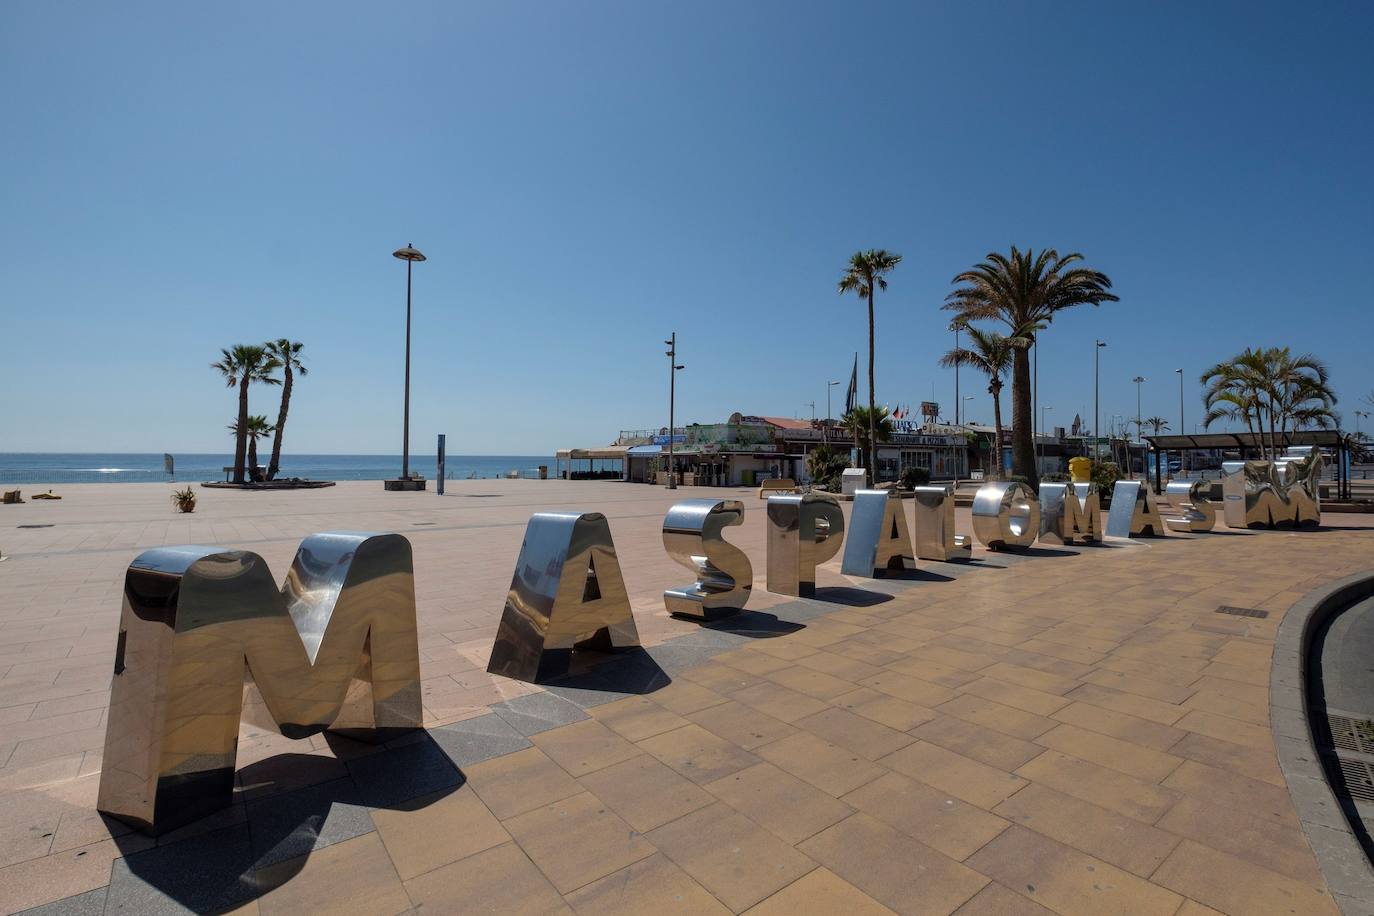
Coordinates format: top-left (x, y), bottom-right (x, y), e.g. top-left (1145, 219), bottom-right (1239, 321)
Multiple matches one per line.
top-left (3, 1), bottom-right (1371, 455)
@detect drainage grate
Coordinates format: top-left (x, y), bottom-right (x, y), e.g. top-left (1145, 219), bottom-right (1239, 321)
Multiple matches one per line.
top-left (1336, 756), bottom-right (1374, 801)
top-left (17, 524), bottom-right (54, 529)
top-left (1328, 714), bottom-right (1374, 756)
top-left (1216, 605), bottom-right (1269, 619)
top-left (411, 522), bottom-right (436, 526)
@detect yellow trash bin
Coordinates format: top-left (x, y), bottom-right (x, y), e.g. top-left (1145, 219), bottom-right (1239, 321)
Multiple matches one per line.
top-left (1069, 456), bottom-right (1092, 483)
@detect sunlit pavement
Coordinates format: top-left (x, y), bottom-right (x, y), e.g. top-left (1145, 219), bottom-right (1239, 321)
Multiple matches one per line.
top-left (1, 479), bottom-right (1371, 913)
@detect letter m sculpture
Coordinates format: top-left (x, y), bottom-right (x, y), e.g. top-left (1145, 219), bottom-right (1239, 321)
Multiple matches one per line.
top-left (97, 533), bottom-right (422, 835)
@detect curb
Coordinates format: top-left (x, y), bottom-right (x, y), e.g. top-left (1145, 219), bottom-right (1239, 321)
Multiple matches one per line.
top-left (1272, 570), bottom-right (1374, 914)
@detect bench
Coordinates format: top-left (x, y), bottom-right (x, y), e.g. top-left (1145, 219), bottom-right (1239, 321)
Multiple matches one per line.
top-left (758, 478), bottom-right (799, 498)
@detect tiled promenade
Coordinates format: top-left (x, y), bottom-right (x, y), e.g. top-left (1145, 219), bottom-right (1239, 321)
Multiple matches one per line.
top-left (1, 479), bottom-right (1371, 914)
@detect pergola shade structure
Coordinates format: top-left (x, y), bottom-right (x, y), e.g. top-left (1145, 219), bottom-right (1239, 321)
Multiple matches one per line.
top-left (1142, 430), bottom-right (1352, 499)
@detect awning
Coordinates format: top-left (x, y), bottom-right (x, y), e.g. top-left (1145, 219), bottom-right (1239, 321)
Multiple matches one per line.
top-left (628, 445), bottom-right (661, 456)
top-left (557, 446), bottom-right (629, 460)
top-left (1143, 430), bottom-right (1348, 450)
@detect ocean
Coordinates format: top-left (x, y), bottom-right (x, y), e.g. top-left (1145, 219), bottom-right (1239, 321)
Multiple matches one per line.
top-left (0, 453), bottom-right (556, 485)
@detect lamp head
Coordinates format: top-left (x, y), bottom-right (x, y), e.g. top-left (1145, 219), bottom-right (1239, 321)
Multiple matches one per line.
top-left (392, 244), bottom-right (426, 262)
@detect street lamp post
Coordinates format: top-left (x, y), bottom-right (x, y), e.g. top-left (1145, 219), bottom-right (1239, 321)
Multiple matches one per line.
top-left (826, 380), bottom-right (840, 443)
top-left (387, 243), bottom-right (426, 491)
top-left (1175, 367), bottom-right (1185, 474)
top-left (1131, 375), bottom-right (1146, 479)
top-left (1039, 406), bottom-right (1053, 470)
top-left (665, 333), bottom-right (684, 489)
top-left (950, 320), bottom-right (964, 426)
top-left (1093, 340), bottom-right (1107, 460)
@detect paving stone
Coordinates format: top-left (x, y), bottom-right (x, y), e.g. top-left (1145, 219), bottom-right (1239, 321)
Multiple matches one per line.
top-left (879, 741), bottom-right (1027, 809)
top-left (639, 723), bottom-right (762, 785)
top-left (1152, 839), bottom-right (1338, 916)
top-left (491, 690), bottom-right (590, 736)
top-left (529, 719), bottom-right (641, 777)
top-left (245, 776), bottom-right (376, 867)
top-left (646, 803), bottom-right (816, 912)
top-left (705, 762), bottom-right (853, 845)
top-left (743, 866), bottom-right (895, 915)
top-left (799, 813), bottom-right (988, 916)
top-left (503, 791), bottom-right (655, 894)
top-left (429, 711), bottom-right (533, 767)
top-left (370, 785), bottom-right (509, 881)
top-left (564, 853), bottom-right (730, 915)
top-left (577, 754), bottom-right (716, 832)
top-left (754, 733), bottom-right (886, 797)
top-left (14, 887), bottom-right (108, 916)
top-left (105, 826), bottom-right (257, 915)
top-left (464, 746), bottom-right (583, 819)
top-left (254, 832), bottom-right (409, 916)
top-left (404, 842), bottom-right (570, 914)
top-left (843, 771), bottom-right (1008, 861)
top-left (589, 695), bottom-right (690, 741)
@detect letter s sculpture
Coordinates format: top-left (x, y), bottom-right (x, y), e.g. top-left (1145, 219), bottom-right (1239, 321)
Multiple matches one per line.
top-left (663, 498), bottom-right (752, 620)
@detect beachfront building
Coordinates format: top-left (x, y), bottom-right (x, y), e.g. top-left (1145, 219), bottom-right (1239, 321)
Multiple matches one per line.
top-left (561, 413), bottom-right (971, 486)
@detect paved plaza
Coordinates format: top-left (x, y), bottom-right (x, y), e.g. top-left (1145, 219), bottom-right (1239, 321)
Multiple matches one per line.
top-left (1, 479), bottom-right (1372, 914)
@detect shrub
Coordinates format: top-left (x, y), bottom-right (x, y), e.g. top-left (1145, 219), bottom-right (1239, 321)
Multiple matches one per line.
top-left (1041, 472), bottom-right (1071, 482)
top-left (806, 444), bottom-right (848, 492)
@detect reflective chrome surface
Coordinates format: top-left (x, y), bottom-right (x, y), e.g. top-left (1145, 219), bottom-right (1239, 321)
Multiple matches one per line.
top-left (487, 511), bottom-right (640, 683)
top-left (911, 486), bottom-right (972, 561)
top-left (971, 481), bottom-right (1041, 551)
top-left (765, 493), bottom-right (845, 597)
top-left (1221, 447), bottom-right (1322, 529)
top-left (841, 489), bottom-right (916, 576)
top-left (98, 533), bottom-right (421, 836)
top-left (662, 498), bottom-right (752, 620)
top-left (1105, 481), bottom-right (1166, 538)
top-left (1039, 482), bottom-right (1099, 545)
top-left (1163, 479), bottom-right (1216, 532)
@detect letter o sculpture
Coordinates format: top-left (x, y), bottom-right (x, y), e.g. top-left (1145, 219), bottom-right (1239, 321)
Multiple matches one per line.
top-left (971, 481), bottom-right (1040, 551)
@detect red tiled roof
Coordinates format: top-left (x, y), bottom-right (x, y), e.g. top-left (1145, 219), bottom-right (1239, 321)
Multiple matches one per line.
top-left (757, 416), bottom-right (812, 430)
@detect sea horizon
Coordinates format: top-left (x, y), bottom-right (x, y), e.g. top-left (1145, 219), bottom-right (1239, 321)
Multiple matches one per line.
top-left (0, 452), bottom-right (559, 485)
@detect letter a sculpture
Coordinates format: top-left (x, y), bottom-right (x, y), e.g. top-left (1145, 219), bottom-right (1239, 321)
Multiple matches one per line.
top-left (663, 499), bottom-right (752, 620)
top-left (98, 532), bottom-right (422, 835)
top-left (842, 489), bottom-right (916, 576)
top-left (488, 511), bottom-right (640, 683)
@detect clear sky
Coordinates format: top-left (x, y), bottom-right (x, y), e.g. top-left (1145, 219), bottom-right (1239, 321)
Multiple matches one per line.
top-left (3, 1), bottom-right (1371, 455)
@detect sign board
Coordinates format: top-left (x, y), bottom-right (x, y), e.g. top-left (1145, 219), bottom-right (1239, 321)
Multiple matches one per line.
top-left (653, 434), bottom-right (687, 445)
top-left (920, 401), bottom-right (940, 419)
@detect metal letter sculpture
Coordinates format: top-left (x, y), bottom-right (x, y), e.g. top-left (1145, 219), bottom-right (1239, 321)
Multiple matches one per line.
top-left (1039, 482), bottom-right (1099, 545)
top-left (98, 532), bottom-right (422, 835)
top-left (662, 498), bottom-right (752, 620)
top-left (1221, 447), bottom-right (1322, 529)
top-left (1106, 480), bottom-right (1166, 538)
top-left (765, 492), bottom-right (845, 597)
top-left (487, 511), bottom-right (640, 683)
top-left (911, 486), bottom-right (972, 561)
top-left (842, 489), bottom-right (916, 576)
top-left (1162, 479), bottom-right (1216, 532)
top-left (971, 481), bottom-right (1040, 551)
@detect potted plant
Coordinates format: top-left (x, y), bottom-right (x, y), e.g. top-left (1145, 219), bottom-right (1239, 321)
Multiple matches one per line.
top-left (171, 486), bottom-right (197, 514)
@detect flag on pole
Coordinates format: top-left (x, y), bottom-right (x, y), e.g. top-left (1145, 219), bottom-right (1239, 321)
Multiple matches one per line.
top-left (844, 353), bottom-right (858, 414)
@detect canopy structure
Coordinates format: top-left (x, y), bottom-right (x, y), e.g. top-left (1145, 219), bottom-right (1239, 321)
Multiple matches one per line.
top-left (1142, 430), bottom-right (1348, 451)
top-left (1141, 429), bottom-right (1351, 499)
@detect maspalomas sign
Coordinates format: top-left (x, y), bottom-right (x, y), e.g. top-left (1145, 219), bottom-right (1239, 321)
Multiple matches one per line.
top-left (96, 449), bottom-right (1323, 834)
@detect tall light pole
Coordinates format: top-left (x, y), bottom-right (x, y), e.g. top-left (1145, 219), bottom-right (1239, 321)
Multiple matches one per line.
top-left (665, 333), bottom-right (684, 489)
top-left (826, 380), bottom-right (840, 443)
top-left (1175, 367), bottom-right (1185, 474)
top-left (390, 243), bottom-right (426, 489)
top-left (1131, 376), bottom-right (1146, 478)
top-left (1039, 406), bottom-right (1053, 469)
top-left (950, 319), bottom-right (965, 426)
top-left (1093, 340), bottom-right (1107, 459)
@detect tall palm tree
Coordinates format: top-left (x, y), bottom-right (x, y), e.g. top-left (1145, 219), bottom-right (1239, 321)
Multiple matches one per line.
top-left (1144, 416), bottom-right (1170, 436)
top-left (838, 249), bottom-right (902, 487)
top-left (939, 326), bottom-right (1029, 479)
top-left (264, 339), bottom-right (307, 481)
top-left (211, 345), bottom-right (281, 483)
top-left (944, 247), bottom-right (1117, 488)
top-left (1202, 347), bottom-right (1337, 458)
top-left (228, 415), bottom-right (276, 481)
top-left (840, 405), bottom-right (894, 478)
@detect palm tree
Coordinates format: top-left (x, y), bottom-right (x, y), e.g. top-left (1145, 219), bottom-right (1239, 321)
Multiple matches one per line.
top-left (1144, 416), bottom-right (1170, 436)
top-left (228, 415), bottom-right (276, 481)
top-left (840, 405), bottom-right (894, 478)
top-left (211, 345), bottom-right (281, 483)
top-left (1202, 347), bottom-right (1337, 458)
top-left (264, 339), bottom-right (307, 481)
top-left (944, 247), bottom-right (1117, 488)
top-left (838, 249), bottom-right (902, 486)
top-left (939, 326), bottom-right (1029, 479)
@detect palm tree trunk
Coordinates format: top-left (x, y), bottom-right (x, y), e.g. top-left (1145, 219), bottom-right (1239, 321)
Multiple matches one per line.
top-left (991, 385), bottom-right (1005, 480)
top-left (234, 379), bottom-right (249, 484)
top-left (268, 368), bottom-right (292, 481)
top-left (249, 437), bottom-right (259, 480)
top-left (867, 286), bottom-right (876, 488)
top-left (1011, 346), bottom-right (1036, 486)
